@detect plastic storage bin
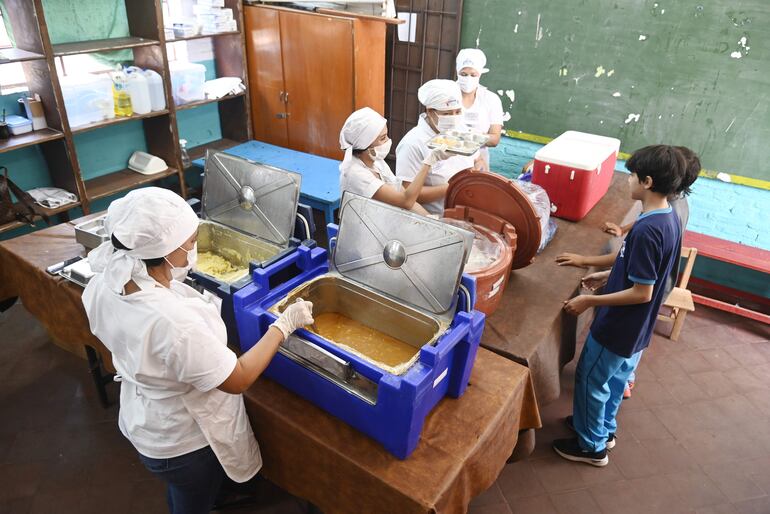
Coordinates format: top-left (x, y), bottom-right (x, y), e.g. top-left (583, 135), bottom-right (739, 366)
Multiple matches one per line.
top-left (233, 195), bottom-right (485, 459)
top-left (441, 215), bottom-right (514, 316)
top-left (169, 61), bottom-right (206, 105)
top-left (444, 170), bottom-right (544, 314)
top-left (533, 131), bottom-right (621, 221)
top-left (60, 74), bottom-right (115, 128)
top-left (5, 115), bottom-right (33, 135)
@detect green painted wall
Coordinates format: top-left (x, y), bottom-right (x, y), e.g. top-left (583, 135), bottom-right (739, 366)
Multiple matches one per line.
top-left (461, 0), bottom-right (770, 181)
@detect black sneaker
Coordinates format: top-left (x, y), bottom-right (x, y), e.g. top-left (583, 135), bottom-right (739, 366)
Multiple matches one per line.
top-left (553, 437), bottom-right (609, 467)
top-left (564, 415), bottom-right (617, 450)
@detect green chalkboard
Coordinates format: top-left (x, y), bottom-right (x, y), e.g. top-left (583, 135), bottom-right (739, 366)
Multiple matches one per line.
top-left (461, 0), bottom-right (770, 181)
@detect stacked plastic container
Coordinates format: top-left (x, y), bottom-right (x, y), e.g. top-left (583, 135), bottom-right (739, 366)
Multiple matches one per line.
top-left (59, 74), bottom-right (115, 128)
top-left (60, 67), bottom-right (167, 128)
top-left (194, 1), bottom-right (237, 34)
top-left (443, 170), bottom-right (546, 315)
top-left (169, 61), bottom-right (207, 106)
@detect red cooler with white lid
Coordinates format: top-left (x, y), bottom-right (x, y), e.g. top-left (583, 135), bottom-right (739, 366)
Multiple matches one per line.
top-left (532, 131), bottom-right (621, 221)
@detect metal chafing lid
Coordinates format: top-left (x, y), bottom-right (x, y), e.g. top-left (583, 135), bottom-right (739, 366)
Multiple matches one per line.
top-left (332, 193), bottom-right (474, 318)
top-left (202, 150), bottom-right (301, 247)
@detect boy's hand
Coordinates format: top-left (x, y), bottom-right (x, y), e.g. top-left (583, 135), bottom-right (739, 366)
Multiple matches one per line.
top-left (602, 222), bottom-right (623, 237)
top-left (556, 252), bottom-right (587, 267)
top-left (582, 271), bottom-right (610, 291)
top-left (563, 295), bottom-right (593, 316)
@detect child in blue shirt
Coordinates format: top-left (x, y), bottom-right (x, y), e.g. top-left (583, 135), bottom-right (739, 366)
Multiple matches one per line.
top-left (554, 147), bottom-right (700, 398)
top-left (553, 145), bottom-right (688, 467)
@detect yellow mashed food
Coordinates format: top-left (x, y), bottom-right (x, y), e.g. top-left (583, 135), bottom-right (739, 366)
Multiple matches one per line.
top-left (432, 136), bottom-right (461, 148)
top-left (308, 312), bottom-right (419, 370)
top-left (196, 251), bottom-right (248, 283)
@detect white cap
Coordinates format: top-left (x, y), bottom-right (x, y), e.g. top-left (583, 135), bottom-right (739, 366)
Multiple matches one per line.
top-left (339, 107), bottom-right (387, 151)
top-left (417, 79), bottom-right (462, 111)
top-left (456, 48), bottom-right (489, 74)
top-left (87, 187), bottom-right (199, 293)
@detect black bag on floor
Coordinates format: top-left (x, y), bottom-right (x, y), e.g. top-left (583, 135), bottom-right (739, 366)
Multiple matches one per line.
top-left (0, 166), bottom-right (49, 227)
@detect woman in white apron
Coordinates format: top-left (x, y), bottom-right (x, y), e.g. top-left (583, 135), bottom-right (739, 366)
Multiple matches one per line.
top-left (456, 48), bottom-right (504, 172)
top-left (82, 187), bottom-right (313, 514)
top-left (339, 107), bottom-right (450, 215)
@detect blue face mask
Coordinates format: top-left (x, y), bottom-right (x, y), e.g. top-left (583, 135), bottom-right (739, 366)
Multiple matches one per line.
top-left (164, 242), bottom-right (197, 281)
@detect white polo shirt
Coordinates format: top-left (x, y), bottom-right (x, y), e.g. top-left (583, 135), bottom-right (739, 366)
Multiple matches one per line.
top-left (395, 114), bottom-right (474, 215)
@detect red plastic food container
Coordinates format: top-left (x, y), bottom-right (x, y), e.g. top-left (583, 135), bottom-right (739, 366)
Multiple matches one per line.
top-left (444, 171), bottom-right (543, 315)
top-left (442, 210), bottom-right (515, 316)
top-left (533, 131), bottom-right (621, 221)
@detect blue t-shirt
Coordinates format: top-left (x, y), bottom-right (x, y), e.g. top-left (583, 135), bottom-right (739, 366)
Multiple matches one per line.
top-left (590, 206), bottom-right (682, 357)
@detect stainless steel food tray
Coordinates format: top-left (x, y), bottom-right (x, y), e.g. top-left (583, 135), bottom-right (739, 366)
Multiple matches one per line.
top-left (74, 215), bottom-right (109, 251)
top-left (58, 257), bottom-right (95, 288)
top-left (426, 130), bottom-right (489, 156)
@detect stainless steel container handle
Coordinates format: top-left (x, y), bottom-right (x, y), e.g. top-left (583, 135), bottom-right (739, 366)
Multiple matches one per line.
top-left (280, 334), bottom-right (353, 382)
top-left (458, 284), bottom-right (473, 313)
top-left (295, 212), bottom-right (311, 240)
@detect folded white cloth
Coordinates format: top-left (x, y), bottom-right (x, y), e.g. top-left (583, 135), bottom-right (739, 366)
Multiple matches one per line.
top-left (203, 77), bottom-right (245, 99)
top-left (27, 187), bottom-right (78, 209)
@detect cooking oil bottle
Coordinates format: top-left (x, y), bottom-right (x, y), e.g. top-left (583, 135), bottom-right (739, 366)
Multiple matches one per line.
top-left (112, 69), bottom-right (133, 117)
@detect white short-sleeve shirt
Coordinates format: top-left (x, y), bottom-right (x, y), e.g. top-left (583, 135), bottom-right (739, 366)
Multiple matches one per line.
top-left (340, 157), bottom-right (402, 199)
top-left (82, 277), bottom-right (237, 458)
top-left (462, 85), bottom-right (504, 165)
top-left (395, 114), bottom-right (475, 215)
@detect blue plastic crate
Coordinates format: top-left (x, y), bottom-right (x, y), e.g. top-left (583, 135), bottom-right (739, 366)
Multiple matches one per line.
top-left (233, 224), bottom-right (485, 459)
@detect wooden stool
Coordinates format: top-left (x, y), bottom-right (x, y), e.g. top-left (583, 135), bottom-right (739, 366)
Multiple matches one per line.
top-left (657, 247), bottom-right (697, 341)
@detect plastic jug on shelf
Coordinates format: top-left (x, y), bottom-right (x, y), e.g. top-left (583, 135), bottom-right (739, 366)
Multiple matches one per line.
top-left (111, 69), bottom-right (133, 117)
top-left (142, 69), bottom-right (166, 111)
top-left (125, 66), bottom-right (152, 115)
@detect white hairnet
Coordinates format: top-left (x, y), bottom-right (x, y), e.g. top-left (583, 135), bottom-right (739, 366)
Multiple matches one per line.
top-left (417, 79), bottom-right (462, 111)
top-left (339, 107), bottom-right (388, 179)
top-left (87, 187), bottom-right (199, 293)
top-left (456, 48), bottom-right (489, 74)
top-left (339, 107), bottom-right (387, 151)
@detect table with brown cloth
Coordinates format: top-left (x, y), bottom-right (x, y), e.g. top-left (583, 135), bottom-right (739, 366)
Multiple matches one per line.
top-left (482, 171), bottom-right (635, 406)
top-left (245, 348), bottom-right (540, 514)
top-left (0, 215), bottom-right (542, 513)
top-left (0, 218), bottom-right (112, 367)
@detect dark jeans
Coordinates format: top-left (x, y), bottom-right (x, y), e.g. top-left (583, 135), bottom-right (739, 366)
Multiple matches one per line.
top-left (139, 445), bottom-right (225, 514)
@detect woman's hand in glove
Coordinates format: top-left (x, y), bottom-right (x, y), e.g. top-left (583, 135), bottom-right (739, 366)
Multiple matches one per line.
top-left (422, 145), bottom-right (450, 167)
top-left (271, 299), bottom-right (314, 340)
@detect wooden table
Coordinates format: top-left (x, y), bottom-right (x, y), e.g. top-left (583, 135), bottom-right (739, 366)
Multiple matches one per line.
top-left (0, 216), bottom-right (541, 513)
top-left (481, 172), bottom-right (635, 405)
top-left (192, 140), bottom-right (342, 225)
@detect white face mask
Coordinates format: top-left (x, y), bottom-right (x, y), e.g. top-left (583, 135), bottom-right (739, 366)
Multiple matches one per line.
top-left (165, 241), bottom-right (197, 282)
top-left (436, 113), bottom-right (463, 132)
top-left (368, 139), bottom-right (392, 161)
top-left (457, 75), bottom-right (480, 93)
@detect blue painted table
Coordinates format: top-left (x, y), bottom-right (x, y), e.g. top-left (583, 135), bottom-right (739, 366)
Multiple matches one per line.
top-left (193, 141), bottom-right (341, 225)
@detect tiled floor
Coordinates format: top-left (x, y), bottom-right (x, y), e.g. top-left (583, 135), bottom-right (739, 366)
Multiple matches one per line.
top-left (1, 301), bottom-right (768, 514)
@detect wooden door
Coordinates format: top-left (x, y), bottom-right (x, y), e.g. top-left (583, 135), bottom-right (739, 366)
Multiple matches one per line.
top-left (244, 6), bottom-right (289, 147)
top-left (279, 10), bottom-right (354, 160)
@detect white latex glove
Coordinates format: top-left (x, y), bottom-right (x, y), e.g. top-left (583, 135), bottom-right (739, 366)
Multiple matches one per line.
top-left (271, 299), bottom-right (314, 340)
top-left (422, 145), bottom-right (450, 167)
